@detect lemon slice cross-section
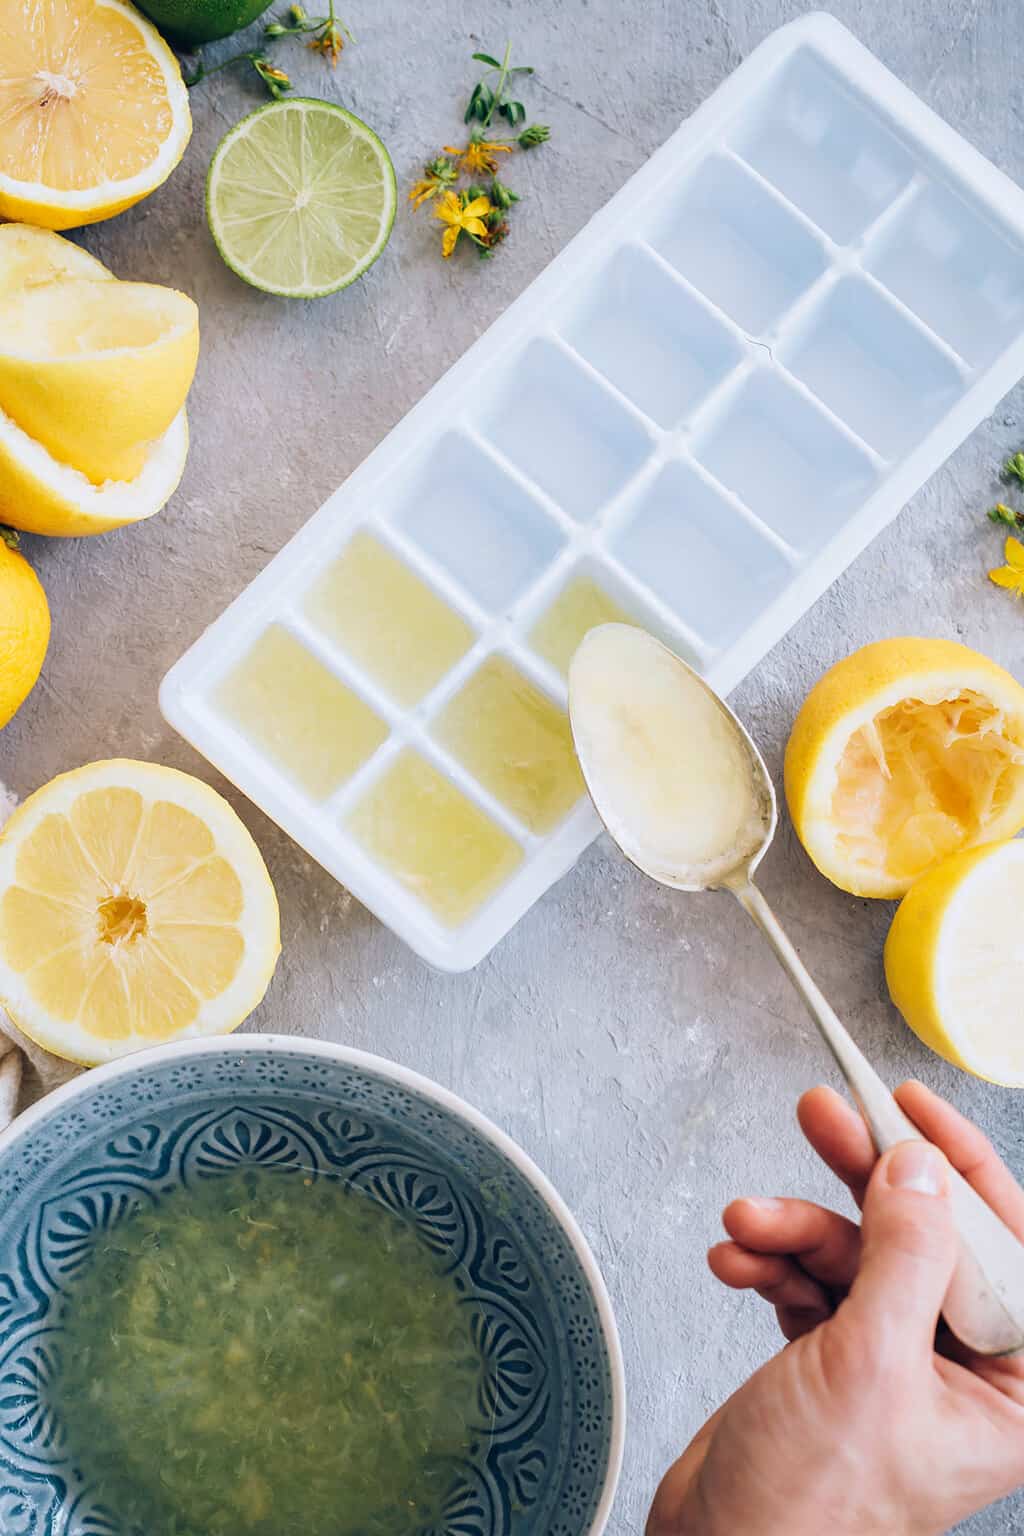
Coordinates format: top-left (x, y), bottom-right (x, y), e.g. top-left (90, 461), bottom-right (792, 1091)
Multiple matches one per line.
top-left (0, 0), bottom-right (192, 230)
top-left (0, 760), bottom-right (280, 1064)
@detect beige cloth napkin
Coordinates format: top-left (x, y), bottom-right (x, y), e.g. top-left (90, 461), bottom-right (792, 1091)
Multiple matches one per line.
top-left (0, 788), bottom-right (82, 1131)
top-left (0, 1010), bottom-right (79, 1130)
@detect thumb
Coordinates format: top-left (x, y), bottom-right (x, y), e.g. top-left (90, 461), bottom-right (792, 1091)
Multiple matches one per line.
top-left (844, 1140), bottom-right (957, 1352)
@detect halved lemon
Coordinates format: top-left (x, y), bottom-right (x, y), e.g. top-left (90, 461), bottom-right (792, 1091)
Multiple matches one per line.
top-left (885, 839), bottom-right (1024, 1085)
top-left (0, 0), bottom-right (192, 230)
top-left (0, 760), bottom-right (280, 1064)
top-left (0, 223), bottom-right (112, 296)
top-left (784, 638), bottom-right (1024, 897)
top-left (0, 279), bottom-right (199, 484)
top-left (0, 405), bottom-right (188, 537)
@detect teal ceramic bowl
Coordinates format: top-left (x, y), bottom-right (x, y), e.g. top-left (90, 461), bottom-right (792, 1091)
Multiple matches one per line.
top-left (0, 1036), bottom-right (624, 1536)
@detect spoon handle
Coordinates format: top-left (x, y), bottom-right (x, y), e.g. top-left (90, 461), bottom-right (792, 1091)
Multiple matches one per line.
top-left (733, 878), bottom-right (1024, 1357)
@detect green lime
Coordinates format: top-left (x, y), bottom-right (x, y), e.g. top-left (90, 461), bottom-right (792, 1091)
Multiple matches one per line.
top-left (135, 0), bottom-right (270, 45)
top-left (206, 99), bottom-right (396, 299)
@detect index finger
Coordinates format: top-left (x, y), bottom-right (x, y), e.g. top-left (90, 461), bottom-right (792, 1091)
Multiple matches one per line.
top-left (894, 1080), bottom-right (1024, 1243)
top-left (797, 1085), bottom-right (875, 1207)
top-left (798, 1081), bottom-right (1024, 1244)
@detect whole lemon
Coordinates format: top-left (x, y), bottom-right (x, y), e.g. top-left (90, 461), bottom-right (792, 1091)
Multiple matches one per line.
top-left (0, 534), bottom-right (50, 729)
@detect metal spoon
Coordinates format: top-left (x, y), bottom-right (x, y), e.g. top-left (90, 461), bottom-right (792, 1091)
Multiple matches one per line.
top-left (568, 623), bottom-right (1024, 1356)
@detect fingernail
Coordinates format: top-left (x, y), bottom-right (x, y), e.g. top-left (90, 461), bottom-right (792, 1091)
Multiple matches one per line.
top-left (743, 1197), bottom-right (784, 1212)
top-left (885, 1142), bottom-right (946, 1196)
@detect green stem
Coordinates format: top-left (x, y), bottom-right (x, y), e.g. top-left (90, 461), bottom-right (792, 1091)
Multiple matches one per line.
top-left (182, 50), bottom-right (259, 86)
top-left (481, 40), bottom-right (512, 129)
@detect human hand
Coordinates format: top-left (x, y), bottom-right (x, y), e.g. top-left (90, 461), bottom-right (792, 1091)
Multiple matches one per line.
top-left (647, 1081), bottom-right (1024, 1536)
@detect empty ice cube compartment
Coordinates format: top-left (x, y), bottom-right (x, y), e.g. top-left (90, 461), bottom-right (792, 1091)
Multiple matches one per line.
top-left (345, 750), bottom-right (523, 926)
top-left (528, 573), bottom-right (635, 677)
top-left (213, 625), bottom-right (389, 801)
top-left (780, 276), bottom-right (963, 457)
top-left (728, 49), bottom-right (913, 243)
top-left (864, 182), bottom-right (1024, 368)
top-left (432, 655), bottom-right (585, 834)
top-left (611, 460), bottom-right (792, 649)
top-left (476, 338), bottom-right (652, 521)
top-left (303, 531), bottom-right (474, 705)
top-left (559, 244), bottom-right (745, 428)
top-left (389, 431), bottom-right (565, 612)
top-left (693, 368), bottom-right (877, 553)
top-left (649, 154), bottom-right (828, 336)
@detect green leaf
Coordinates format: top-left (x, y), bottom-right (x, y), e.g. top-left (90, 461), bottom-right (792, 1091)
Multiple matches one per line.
top-left (464, 81), bottom-right (494, 123)
top-left (471, 52), bottom-right (502, 67)
top-left (509, 64), bottom-right (534, 73)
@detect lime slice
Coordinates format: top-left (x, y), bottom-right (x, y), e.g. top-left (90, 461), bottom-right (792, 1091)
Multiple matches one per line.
top-left (206, 98), bottom-right (396, 298)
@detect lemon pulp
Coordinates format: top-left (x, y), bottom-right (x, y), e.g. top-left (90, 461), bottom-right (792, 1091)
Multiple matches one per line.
top-left (304, 533), bottom-right (473, 706)
top-left (832, 691), bottom-right (1024, 887)
top-left (2, 791), bottom-right (245, 1041)
top-left (1, 2), bottom-right (172, 189)
top-left (0, 0), bottom-right (191, 229)
top-left (347, 751), bottom-right (522, 926)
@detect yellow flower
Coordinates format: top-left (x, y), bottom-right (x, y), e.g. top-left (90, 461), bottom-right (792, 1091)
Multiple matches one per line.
top-left (309, 21), bottom-right (345, 64)
top-left (408, 157), bottom-right (458, 210)
top-left (433, 192), bottom-right (493, 258)
top-left (989, 535), bottom-right (1024, 595)
top-left (444, 138), bottom-right (512, 176)
top-left (409, 178), bottom-right (438, 210)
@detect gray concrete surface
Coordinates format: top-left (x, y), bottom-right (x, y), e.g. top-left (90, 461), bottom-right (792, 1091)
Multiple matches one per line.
top-left (6, 1), bottom-right (1024, 1529)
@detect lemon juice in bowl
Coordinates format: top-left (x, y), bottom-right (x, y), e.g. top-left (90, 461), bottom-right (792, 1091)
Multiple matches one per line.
top-left (53, 1165), bottom-right (487, 1536)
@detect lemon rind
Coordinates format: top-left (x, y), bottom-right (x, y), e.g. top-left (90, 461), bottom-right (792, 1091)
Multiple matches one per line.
top-left (0, 404), bottom-right (189, 535)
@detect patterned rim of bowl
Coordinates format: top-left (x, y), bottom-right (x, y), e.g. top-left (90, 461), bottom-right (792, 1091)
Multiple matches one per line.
top-left (0, 1033), bottom-right (626, 1536)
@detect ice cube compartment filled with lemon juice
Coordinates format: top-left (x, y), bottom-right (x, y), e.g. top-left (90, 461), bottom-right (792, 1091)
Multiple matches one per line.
top-left (208, 530), bottom-right (614, 951)
top-left (163, 15), bottom-right (1024, 967)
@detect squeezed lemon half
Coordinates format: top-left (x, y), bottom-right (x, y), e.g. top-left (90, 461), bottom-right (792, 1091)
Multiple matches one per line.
top-left (0, 761), bottom-right (280, 1064)
top-left (784, 638), bottom-right (1024, 897)
top-left (0, 279), bottom-right (199, 484)
top-left (0, 223), bottom-right (112, 296)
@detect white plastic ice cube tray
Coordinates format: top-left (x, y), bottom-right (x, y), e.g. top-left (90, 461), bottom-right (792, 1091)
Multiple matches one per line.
top-left (162, 12), bottom-right (1024, 970)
